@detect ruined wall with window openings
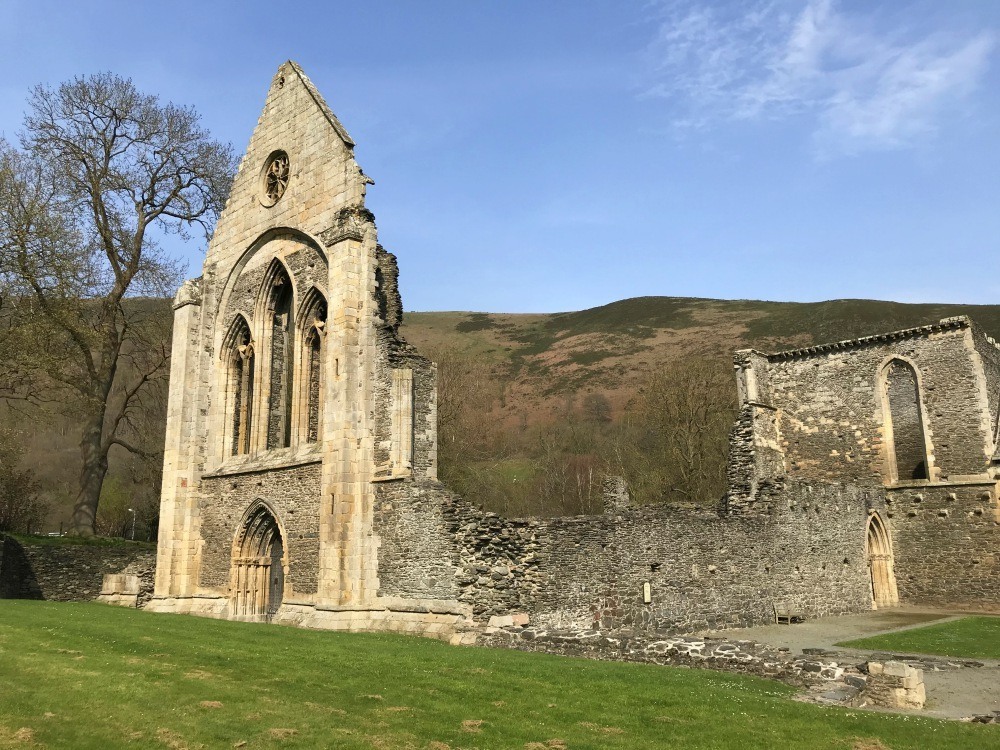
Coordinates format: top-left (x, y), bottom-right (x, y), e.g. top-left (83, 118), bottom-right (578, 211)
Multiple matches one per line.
top-left (730, 317), bottom-right (1000, 609)
top-left (149, 61), bottom-right (1000, 642)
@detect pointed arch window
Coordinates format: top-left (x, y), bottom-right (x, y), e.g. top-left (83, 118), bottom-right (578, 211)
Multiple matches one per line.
top-left (227, 318), bottom-right (255, 456)
top-left (265, 265), bottom-right (294, 450)
top-left (301, 294), bottom-right (327, 444)
top-left (881, 359), bottom-right (930, 482)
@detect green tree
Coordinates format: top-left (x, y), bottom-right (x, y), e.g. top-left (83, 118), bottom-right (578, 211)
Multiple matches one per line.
top-left (0, 73), bottom-right (235, 535)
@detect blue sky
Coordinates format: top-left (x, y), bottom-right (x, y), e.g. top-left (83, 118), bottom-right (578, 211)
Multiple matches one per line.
top-left (1, 0), bottom-right (998, 312)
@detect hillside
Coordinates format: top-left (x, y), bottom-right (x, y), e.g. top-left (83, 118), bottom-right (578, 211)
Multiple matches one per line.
top-left (401, 296), bottom-right (1000, 427)
top-left (7, 296), bottom-right (1000, 529)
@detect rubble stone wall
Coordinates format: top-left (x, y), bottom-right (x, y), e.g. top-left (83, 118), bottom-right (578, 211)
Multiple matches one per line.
top-left (374, 479), bottom-right (881, 633)
top-left (0, 534), bottom-right (156, 602)
top-left (886, 482), bottom-right (1000, 608)
top-left (764, 324), bottom-right (994, 485)
top-left (198, 462), bottom-right (323, 596)
top-left (738, 320), bottom-right (1000, 611)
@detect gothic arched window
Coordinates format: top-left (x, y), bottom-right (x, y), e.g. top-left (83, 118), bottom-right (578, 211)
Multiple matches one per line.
top-left (227, 317), bottom-right (255, 456)
top-left (265, 264), bottom-right (294, 450)
top-left (301, 294), bottom-right (327, 444)
top-left (881, 359), bottom-right (930, 482)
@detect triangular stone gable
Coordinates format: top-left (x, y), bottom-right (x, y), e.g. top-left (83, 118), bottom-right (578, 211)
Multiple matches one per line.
top-left (285, 61), bottom-right (354, 147)
top-left (206, 60), bottom-right (368, 273)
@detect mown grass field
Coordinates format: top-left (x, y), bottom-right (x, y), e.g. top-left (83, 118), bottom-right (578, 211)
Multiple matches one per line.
top-left (839, 616), bottom-right (1000, 660)
top-left (0, 603), bottom-right (997, 749)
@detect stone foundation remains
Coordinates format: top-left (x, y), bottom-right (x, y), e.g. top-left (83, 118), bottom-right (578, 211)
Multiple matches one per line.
top-left (861, 661), bottom-right (926, 710)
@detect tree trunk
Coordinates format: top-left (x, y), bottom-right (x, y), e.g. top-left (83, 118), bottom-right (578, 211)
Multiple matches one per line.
top-left (69, 413), bottom-right (108, 536)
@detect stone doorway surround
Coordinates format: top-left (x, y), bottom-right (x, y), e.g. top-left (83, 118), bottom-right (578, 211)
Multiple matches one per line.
top-left (230, 502), bottom-right (286, 621)
top-left (867, 511), bottom-right (899, 609)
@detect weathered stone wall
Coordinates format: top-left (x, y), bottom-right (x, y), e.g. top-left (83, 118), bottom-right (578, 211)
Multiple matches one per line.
top-left (0, 535), bottom-right (156, 602)
top-left (725, 401), bottom-right (785, 515)
top-left (374, 479), bottom-right (880, 633)
top-left (886, 482), bottom-right (1000, 608)
top-left (738, 318), bottom-right (1000, 612)
top-left (373, 481), bottom-right (460, 601)
top-left (198, 462), bottom-right (323, 597)
top-left (764, 321), bottom-right (994, 485)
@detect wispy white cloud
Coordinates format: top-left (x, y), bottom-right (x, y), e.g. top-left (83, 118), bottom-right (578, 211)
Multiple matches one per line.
top-left (644, 0), bottom-right (995, 155)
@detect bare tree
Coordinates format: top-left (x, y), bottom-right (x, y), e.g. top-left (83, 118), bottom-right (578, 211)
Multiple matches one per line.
top-left (613, 357), bottom-right (737, 506)
top-left (0, 427), bottom-right (45, 533)
top-left (0, 73), bottom-right (235, 535)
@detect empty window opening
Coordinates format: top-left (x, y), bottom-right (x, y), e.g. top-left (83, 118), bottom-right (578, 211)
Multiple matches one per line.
top-left (883, 360), bottom-right (929, 481)
top-left (229, 319), bottom-right (254, 456)
top-left (266, 268), bottom-right (294, 449)
top-left (304, 298), bottom-right (327, 443)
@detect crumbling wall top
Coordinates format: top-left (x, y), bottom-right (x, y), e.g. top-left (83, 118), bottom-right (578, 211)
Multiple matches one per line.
top-left (765, 316), bottom-right (973, 362)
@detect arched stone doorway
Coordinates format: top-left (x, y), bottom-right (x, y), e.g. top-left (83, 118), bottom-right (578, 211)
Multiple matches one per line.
top-left (866, 512), bottom-right (899, 609)
top-left (230, 503), bottom-right (285, 621)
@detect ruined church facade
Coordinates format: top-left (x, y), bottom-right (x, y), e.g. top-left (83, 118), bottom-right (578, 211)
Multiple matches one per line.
top-left (151, 63), bottom-right (1000, 638)
top-left (149, 62), bottom-right (463, 632)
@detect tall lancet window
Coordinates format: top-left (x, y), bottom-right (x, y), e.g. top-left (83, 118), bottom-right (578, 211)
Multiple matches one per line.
top-left (229, 319), bottom-right (255, 456)
top-left (882, 359), bottom-right (930, 482)
top-left (266, 266), bottom-right (294, 450)
top-left (302, 295), bottom-right (327, 444)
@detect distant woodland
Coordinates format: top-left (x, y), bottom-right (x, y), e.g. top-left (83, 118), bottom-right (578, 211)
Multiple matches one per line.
top-left (4, 294), bottom-right (1000, 535)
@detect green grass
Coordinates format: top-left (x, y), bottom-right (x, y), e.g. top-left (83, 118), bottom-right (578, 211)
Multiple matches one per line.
top-left (0, 603), bottom-right (996, 749)
top-left (838, 616), bottom-right (1000, 660)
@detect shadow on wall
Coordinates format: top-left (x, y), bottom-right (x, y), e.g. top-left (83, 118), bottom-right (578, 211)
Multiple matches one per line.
top-left (0, 535), bottom-right (43, 599)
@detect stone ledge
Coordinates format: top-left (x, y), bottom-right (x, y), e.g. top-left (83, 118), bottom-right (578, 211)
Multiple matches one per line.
top-left (203, 449), bottom-right (323, 478)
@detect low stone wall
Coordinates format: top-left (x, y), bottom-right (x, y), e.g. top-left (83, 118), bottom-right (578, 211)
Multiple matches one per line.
top-left (478, 625), bottom-right (997, 713)
top-left (0, 534), bottom-right (156, 603)
top-left (480, 626), bottom-right (856, 692)
top-left (374, 478), bottom-right (882, 634)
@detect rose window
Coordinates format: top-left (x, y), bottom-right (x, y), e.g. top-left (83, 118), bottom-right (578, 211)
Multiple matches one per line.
top-left (262, 151), bottom-right (289, 205)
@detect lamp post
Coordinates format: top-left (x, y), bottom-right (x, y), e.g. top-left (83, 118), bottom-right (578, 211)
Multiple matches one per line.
top-left (127, 508), bottom-right (136, 541)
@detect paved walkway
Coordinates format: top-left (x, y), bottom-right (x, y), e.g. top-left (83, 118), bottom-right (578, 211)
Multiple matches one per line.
top-left (704, 608), bottom-right (1000, 720)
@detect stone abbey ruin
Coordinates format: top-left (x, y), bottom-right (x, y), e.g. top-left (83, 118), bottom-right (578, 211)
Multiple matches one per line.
top-left (146, 62), bottom-right (1000, 640)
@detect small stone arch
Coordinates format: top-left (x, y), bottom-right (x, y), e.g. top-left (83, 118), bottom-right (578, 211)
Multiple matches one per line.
top-left (877, 357), bottom-right (932, 483)
top-left (866, 511), bottom-right (899, 609)
top-left (230, 502), bottom-right (286, 621)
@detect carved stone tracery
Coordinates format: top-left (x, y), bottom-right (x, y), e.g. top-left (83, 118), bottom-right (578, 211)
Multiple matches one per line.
top-left (262, 151), bottom-right (290, 205)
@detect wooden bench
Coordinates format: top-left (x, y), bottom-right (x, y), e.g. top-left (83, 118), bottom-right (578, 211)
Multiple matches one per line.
top-left (774, 604), bottom-right (805, 625)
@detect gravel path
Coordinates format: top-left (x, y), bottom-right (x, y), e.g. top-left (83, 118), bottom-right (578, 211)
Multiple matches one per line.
top-left (703, 608), bottom-right (1000, 720)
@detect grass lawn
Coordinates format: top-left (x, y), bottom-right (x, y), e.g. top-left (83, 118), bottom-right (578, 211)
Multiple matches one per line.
top-left (0, 602), bottom-right (996, 749)
top-left (838, 616), bottom-right (1000, 660)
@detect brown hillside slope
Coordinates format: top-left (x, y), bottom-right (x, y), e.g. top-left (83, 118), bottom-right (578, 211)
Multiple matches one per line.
top-left (402, 296), bottom-right (1000, 429)
top-left (8, 296), bottom-right (1000, 528)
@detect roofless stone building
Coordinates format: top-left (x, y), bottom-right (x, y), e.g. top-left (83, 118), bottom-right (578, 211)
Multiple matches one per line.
top-left (148, 62), bottom-right (1000, 638)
